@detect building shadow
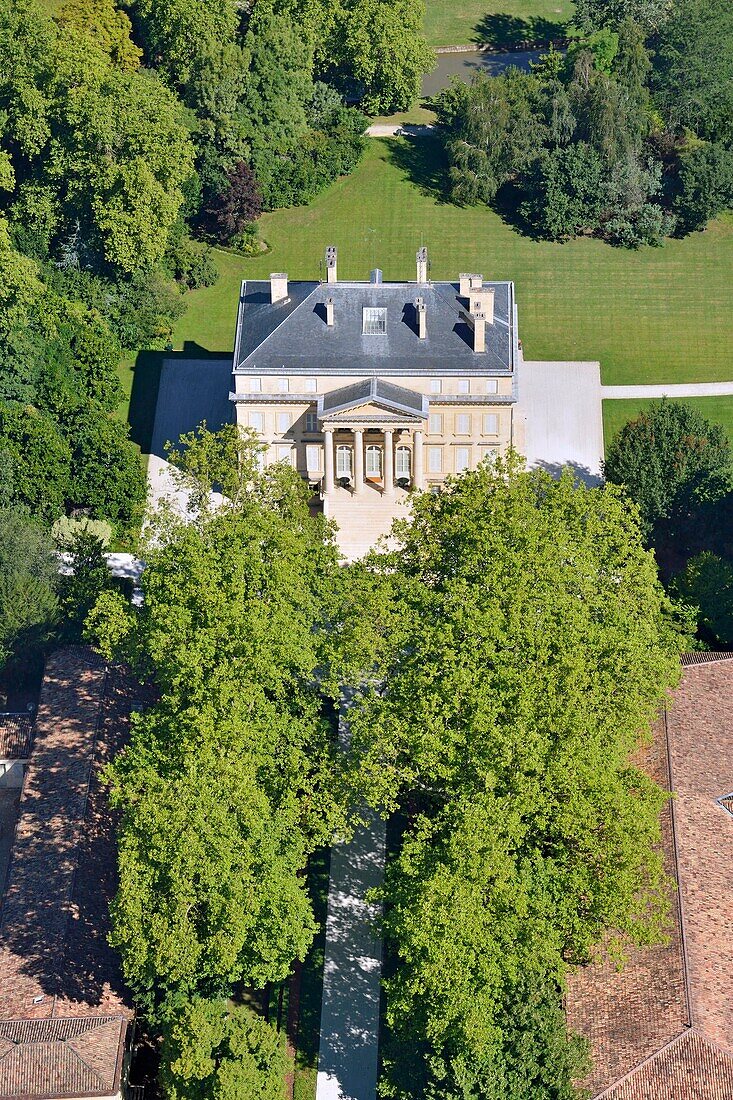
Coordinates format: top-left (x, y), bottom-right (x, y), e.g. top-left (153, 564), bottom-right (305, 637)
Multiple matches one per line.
top-left (129, 342), bottom-right (232, 459)
top-left (534, 459), bottom-right (603, 487)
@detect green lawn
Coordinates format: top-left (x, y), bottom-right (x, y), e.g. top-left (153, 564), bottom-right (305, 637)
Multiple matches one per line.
top-left (603, 398), bottom-right (733, 452)
top-left (424, 0), bottom-right (574, 47)
top-left (173, 139), bottom-right (733, 387)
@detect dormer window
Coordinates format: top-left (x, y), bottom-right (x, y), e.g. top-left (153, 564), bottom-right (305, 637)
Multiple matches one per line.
top-left (363, 307), bottom-right (387, 335)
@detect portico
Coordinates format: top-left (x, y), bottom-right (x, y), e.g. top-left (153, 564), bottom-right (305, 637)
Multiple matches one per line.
top-left (318, 377), bottom-right (428, 499)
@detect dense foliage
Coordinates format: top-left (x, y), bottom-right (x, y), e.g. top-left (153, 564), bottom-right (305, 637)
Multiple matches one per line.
top-left (437, 0), bottom-right (733, 243)
top-left (0, 508), bottom-right (58, 671)
top-left (91, 428), bottom-right (347, 1016)
top-left (348, 458), bottom-right (683, 1097)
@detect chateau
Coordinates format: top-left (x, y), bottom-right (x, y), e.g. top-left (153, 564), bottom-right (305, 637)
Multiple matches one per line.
top-left (229, 247), bottom-right (522, 553)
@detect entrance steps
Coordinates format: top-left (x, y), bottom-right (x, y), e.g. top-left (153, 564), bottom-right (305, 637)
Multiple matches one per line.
top-left (323, 483), bottom-right (411, 561)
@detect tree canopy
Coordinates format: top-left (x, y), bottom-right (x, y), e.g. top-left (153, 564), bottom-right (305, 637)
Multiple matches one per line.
top-left (348, 457), bottom-right (683, 1096)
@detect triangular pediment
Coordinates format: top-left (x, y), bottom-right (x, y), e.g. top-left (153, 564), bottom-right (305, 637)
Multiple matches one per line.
top-left (318, 377), bottom-right (428, 420)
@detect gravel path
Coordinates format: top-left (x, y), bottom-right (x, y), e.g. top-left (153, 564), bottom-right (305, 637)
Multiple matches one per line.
top-left (601, 382), bottom-right (733, 399)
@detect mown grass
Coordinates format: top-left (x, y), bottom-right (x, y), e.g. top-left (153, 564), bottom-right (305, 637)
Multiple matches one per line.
top-left (424, 0), bottom-right (574, 47)
top-left (603, 397), bottom-right (733, 452)
top-left (173, 139), bottom-right (733, 388)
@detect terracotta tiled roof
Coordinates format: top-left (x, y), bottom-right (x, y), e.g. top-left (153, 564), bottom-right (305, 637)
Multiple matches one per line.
top-left (0, 716), bottom-right (33, 759)
top-left (680, 650), bottom-right (733, 666)
top-left (0, 1017), bottom-right (125, 1098)
top-left (566, 660), bottom-right (733, 1098)
top-left (0, 647), bottom-right (145, 1099)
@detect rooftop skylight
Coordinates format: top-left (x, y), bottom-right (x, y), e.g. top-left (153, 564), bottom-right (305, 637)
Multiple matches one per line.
top-left (363, 307), bottom-right (387, 335)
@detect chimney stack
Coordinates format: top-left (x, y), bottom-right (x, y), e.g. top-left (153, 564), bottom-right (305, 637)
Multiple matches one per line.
top-left (470, 285), bottom-right (495, 326)
top-left (326, 297), bottom-right (334, 326)
top-left (270, 272), bottom-right (288, 304)
top-left (473, 312), bottom-right (486, 353)
top-left (459, 272), bottom-right (483, 297)
top-left (416, 246), bottom-right (428, 285)
top-left (326, 245), bottom-right (337, 284)
top-left (415, 296), bottom-right (426, 339)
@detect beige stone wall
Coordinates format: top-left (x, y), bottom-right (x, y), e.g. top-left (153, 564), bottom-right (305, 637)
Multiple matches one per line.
top-left (232, 372), bottom-right (514, 483)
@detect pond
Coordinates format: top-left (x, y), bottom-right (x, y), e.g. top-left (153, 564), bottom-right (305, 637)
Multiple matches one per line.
top-left (421, 48), bottom-right (543, 98)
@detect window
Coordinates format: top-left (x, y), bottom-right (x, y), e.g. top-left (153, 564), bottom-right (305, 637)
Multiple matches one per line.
top-left (455, 447), bottom-right (470, 474)
top-left (277, 412), bottom-right (291, 434)
top-left (362, 307), bottom-right (387, 335)
top-left (304, 378), bottom-right (317, 393)
top-left (483, 413), bottom-right (499, 436)
top-left (456, 413), bottom-right (471, 434)
top-left (486, 379), bottom-right (498, 394)
top-left (430, 378), bottom-right (442, 394)
top-left (276, 445), bottom-right (292, 464)
top-left (427, 446), bottom-right (442, 473)
top-left (480, 444), bottom-right (500, 464)
top-left (395, 446), bottom-right (411, 478)
top-left (250, 377), bottom-right (262, 393)
top-left (277, 377), bottom-right (289, 393)
top-left (366, 445), bottom-right (382, 476)
top-left (457, 379), bottom-right (470, 394)
top-left (305, 412), bottom-right (318, 432)
top-left (429, 413), bottom-right (443, 434)
top-left (306, 444), bottom-right (321, 472)
top-left (249, 411), bottom-right (264, 431)
top-left (336, 445), bottom-right (353, 478)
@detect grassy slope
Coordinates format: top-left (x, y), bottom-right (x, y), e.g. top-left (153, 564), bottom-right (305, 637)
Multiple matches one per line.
top-left (603, 397), bottom-right (733, 451)
top-left (424, 0), bottom-right (574, 47)
top-left (172, 139), bottom-right (733, 387)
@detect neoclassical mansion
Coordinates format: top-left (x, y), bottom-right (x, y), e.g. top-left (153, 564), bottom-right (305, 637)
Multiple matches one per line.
top-left (229, 247), bottom-right (542, 555)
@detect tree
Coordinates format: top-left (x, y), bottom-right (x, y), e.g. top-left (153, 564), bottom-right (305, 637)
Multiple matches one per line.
top-left (63, 408), bottom-right (146, 526)
top-left (603, 399), bottom-right (732, 544)
top-left (328, 0), bottom-right (434, 114)
top-left (159, 998), bottom-right (289, 1100)
top-left (436, 70), bottom-right (546, 206)
top-left (348, 458), bottom-right (683, 1096)
top-left (93, 431), bottom-right (345, 1012)
top-left (56, 526), bottom-right (116, 644)
top-left (131, 0), bottom-right (240, 91)
top-left (520, 142), bottom-right (608, 239)
top-left (652, 0), bottom-right (733, 144)
top-left (0, 507), bottom-right (58, 670)
top-left (674, 142), bottom-right (733, 232)
top-left (203, 162), bottom-right (262, 243)
top-left (0, 401), bottom-right (71, 523)
top-left (671, 552), bottom-right (733, 646)
top-left (56, 0), bottom-right (142, 71)
top-left (575, 0), bottom-right (671, 30)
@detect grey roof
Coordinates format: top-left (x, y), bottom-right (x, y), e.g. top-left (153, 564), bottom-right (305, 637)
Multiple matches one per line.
top-left (318, 378), bottom-right (428, 418)
top-left (233, 279), bottom-right (516, 376)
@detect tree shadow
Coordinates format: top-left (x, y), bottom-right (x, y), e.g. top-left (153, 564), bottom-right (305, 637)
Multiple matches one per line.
top-left (385, 135), bottom-right (450, 202)
top-left (472, 13), bottom-right (567, 48)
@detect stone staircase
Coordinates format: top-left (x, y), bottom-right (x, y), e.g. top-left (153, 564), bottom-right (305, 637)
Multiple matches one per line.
top-left (323, 483), bottom-right (411, 561)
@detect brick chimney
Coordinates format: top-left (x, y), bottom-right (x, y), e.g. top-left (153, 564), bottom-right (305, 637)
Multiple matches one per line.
top-left (326, 246), bottom-right (337, 284)
top-left (416, 246), bottom-right (428, 284)
top-left (270, 273), bottom-right (288, 304)
top-left (326, 297), bottom-right (334, 326)
top-left (415, 296), bottom-right (426, 339)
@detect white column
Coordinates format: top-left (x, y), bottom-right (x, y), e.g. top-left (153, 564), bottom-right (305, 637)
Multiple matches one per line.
top-left (383, 430), bottom-right (394, 495)
top-left (353, 429), bottom-right (364, 495)
top-left (413, 429), bottom-right (424, 490)
top-left (324, 427), bottom-right (335, 495)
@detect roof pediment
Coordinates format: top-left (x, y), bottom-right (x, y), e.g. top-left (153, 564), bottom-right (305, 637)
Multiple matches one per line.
top-left (318, 378), bottom-right (428, 420)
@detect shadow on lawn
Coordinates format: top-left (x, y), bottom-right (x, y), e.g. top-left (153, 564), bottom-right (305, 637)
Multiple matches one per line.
top-left (385, 134), bottom-right (450, 202)
top-left (472, 12), bottom-right (567, 47)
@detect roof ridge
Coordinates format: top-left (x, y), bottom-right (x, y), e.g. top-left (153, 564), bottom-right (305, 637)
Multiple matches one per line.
top-left (592, 1028), bottom-right (691, 1098)
top-left (66, 1019), bottom-right (117, 1091)
top-left (689, 1026), bottom-right (733, 1063)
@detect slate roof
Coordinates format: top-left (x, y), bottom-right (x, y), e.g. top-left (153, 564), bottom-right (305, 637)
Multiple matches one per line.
top-left (0, 648), bottom-right (145, 1099)
top-left (318, 378), bottom-right (428, 418)
top-left (232, 279), bottom-right (516, 377)
top-left (566, 655), bottom-right (733, 1099)
top-left (0, 716), bottom-right (33, 759)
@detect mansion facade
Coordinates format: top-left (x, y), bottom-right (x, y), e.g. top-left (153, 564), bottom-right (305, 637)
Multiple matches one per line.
top-left (229, 247), bottom-right (520, 512)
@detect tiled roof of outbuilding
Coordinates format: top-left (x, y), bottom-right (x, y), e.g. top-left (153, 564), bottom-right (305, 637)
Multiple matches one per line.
top-left (566, 659), bottom-right (733, 1098)
top-left (0, 647), bottom-right (146, 1099)
top-left (0, 716), bottom-right (33, 759)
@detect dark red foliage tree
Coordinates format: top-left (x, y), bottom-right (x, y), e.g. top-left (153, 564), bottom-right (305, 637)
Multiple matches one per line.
top-left (204, 161), bottom-right (263, 242)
